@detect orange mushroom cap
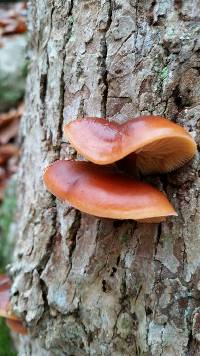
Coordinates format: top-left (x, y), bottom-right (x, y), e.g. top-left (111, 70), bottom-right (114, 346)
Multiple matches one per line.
top-left (64, 116), bottom-right (197, 175)
top-left (43, 160), bottom-right (177, 222)
top-left (6, 319), bottom-right (28, 335)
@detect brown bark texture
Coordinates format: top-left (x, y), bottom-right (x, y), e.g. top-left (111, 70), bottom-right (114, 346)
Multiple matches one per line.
top-left (11, 0), bottom-right (200, 355)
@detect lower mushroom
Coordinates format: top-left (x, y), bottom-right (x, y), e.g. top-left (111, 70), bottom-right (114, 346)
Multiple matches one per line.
top-left (43, 160), bottom-right (177, 223)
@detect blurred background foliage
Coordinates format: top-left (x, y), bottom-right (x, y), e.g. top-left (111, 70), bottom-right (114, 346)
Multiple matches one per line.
top-left (0, 181), bottom-right (17, 355)
top-left (0, 180), bottom-right (16, 273)
top-left (0, 1), bottom-right (27, 354)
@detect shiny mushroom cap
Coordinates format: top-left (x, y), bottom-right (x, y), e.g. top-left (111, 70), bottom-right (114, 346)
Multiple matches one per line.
top-left (43, 160), bottom-right (177, 222)
top-left (64, 116), bottom-right (197, 174)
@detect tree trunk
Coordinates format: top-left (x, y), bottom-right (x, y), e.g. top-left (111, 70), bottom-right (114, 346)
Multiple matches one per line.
top-left (12, 0), bottom-right (200, 355)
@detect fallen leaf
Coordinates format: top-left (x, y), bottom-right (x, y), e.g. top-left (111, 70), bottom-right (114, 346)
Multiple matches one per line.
top-left (6, 319), bottom-right (28, 335)
top-left (0, 144), bottom-right (18, 165)
top-left (0, 119), bottom-right (19, 144)
top-left (2, 18), bottom-right (26, 35)
top-left (0, 2), bottom-right (27, 37)
top-left (0, 102), bottom-right (24, 129)
top-left (0, 275), bottom-right (11, 318)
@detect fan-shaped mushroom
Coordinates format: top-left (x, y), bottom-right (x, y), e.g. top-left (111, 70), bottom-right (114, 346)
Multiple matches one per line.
top-left (43, 160), bottom-right (177, 223)
top-left (64, 116), bottom-right (196, 175)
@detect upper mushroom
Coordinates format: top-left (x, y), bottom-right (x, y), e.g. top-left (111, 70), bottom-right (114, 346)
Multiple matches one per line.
top-left (43, 160), bottom-right (177, 223)
top-left (64, 116), bottom-right (197, 175)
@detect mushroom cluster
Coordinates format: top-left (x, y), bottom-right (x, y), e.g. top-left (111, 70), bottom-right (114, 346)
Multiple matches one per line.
top-left (0, 274), bottom-right (27, 335)
top-left (44, 116), bottom-right (196, 223)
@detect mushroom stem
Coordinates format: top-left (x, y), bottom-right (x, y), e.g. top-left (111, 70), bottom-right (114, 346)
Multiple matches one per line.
top-left (117, 153), bottom-right (139, 178)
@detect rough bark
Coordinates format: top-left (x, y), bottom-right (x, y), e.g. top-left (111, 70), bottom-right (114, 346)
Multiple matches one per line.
top-left (11, 0), bottom-right (200, 355)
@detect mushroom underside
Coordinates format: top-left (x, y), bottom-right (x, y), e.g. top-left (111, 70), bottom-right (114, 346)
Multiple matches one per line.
top-left (135, 136), bottom-right (195, 174)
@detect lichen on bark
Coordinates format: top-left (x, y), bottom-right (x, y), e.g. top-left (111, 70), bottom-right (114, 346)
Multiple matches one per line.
top-left (11, 0), bottom-right (200, 355)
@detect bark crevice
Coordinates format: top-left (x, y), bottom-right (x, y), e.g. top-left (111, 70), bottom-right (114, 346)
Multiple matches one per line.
top-left (100, 0), bottom-right (112, 117)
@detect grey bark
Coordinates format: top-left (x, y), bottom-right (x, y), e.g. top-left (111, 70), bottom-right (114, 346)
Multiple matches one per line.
top-left (11, 0), bottom-right (200, 355)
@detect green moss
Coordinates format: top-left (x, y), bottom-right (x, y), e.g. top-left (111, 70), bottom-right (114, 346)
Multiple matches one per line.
top-left (66, 15), bottom-right (74, 42)
top-left (120, 317), bottom-right (131, 330)
top-left (167, 28), bottom-right (175, 39)
top-left (120, 233), bottom-right (129, 243)
top-left (68, 15), bottom-right (74, 26)
top-left (160, 66), bottom-right (169, 81)
top-left (117, 312), bottom-right (133, 339)
top-left (76, 59), bottom-right (83, 78)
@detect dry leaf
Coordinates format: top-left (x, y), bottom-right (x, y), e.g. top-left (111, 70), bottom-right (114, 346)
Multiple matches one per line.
top-left (6, 319), bottom-right (28, 335)
top-left (0, 119), bottom-right (19, 144)
top-left (0, 102), bottom-right (24, 128)
top-left (0, 144), bottom-right (18, 165)
top-left (0, 2), bottom-right (27, 37)
top-left (0, 275), bottom-right (11, 318)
